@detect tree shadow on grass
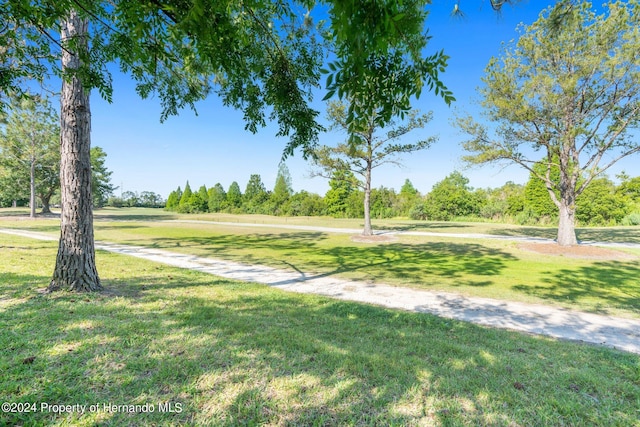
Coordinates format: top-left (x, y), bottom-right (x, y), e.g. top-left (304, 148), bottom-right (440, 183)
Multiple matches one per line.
top-left (575, 228), bottom-right (640, 244)
top-left (146, 232), bottom-right (517, 289)
top-left (304, 242), bottom-right (516, 288)
top-left (147, 231), bottom-right (329, 257)
top-left (0, 272), bottom-right (50, 300)
top-left (490, 226), bottom-right (640, 245)
top-left (512, 261), bottom-right (640, 315)
top-left (2, 263), bottom-right (640, 425)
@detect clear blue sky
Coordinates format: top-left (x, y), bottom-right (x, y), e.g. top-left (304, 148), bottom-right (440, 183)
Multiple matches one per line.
top-left (89, 1), bottom-right (635, 199)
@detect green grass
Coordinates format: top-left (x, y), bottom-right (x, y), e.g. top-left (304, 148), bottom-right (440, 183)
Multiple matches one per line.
top-left (1, 233), bottom-right (639, 426)
top-left (1, 208), bottom-right (639, 318)
top-left (106, 223), bottom-right (640, 318)
top-left (5, 206), bottom-right (640, 242)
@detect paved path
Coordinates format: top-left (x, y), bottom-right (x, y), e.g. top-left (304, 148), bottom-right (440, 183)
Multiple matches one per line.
top-left (2, 227), bottom-right (639, 355)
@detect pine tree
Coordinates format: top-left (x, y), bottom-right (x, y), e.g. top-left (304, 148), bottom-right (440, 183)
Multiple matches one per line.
top-left (188, 185), bottom-right (209, 213)
top-left (398, 179), bottom-right (420, 217)
top-left (90, 147), bottom-right (116, 208)
top-left (324, 170), bottom-right (358, 218)
top-left (208, 183), bottom-right (227, 212)
top-left (243, 174), bottom-right (268, 213)
top-left (226, 182), bottom-right (243, 210)
top-left (165, 186), bottom-right (182, 211)
top-left (178, 182), bottom-right (193, 213)
top-left (270, 163), bottom-right (293, 215)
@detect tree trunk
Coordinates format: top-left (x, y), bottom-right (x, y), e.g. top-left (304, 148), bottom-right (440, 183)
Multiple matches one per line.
top-left (30, 158), bottom-right (36, 218)
top-left (49, 10), bottom-right (101, 292)
top-left (362, 163), bottom-right (372, 236)
top-left (40, 192), bottom-right (52, 214)
top-left (557, 202), bottom-right (578, 246)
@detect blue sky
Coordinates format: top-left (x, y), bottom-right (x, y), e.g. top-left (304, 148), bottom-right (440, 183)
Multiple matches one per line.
top-left (89, 1), bottom-right (635, 199)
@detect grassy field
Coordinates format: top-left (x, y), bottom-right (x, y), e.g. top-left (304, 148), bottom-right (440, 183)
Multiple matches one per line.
top-left (1, 207), bottom-right (640, 319)
top-left (6, 206), bottom-right (640, 242)
top-left (1, 233), bottom-right (639, 426)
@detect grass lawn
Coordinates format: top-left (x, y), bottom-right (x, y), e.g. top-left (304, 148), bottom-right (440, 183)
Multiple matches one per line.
top-left (1, 233), bottom-right (639, 426)
top-left (1, 208), bottom-right (639, 319)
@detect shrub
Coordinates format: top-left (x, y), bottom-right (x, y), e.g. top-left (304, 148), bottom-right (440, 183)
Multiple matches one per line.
top-left (621, 212), bottom-right (640, 226)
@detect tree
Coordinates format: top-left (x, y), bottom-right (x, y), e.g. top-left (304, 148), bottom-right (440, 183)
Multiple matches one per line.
top-left (226, 182), bottom-right (243, 210)
top-left (270, 163), bottom-right (293, 215)
top-left (479, 181), bottom-right (525, 221)
top-left (208, 183), bottom-right (227, 213)
top-left (423, 171), bottom-right (480, 221)
top-left (616, 174), bottom-right (640, 206)
top-left (398, 179), bottom-right (421, 217)
top-left (165, 186), bottom-right (182, 211)
top-left (138, 191), bottom-right (164, 208)
top-left (313, 101), bottom-right (436, 235)
top-left (288, 191), bottom-right (326, 216)
top-left (0, 95), bottom-right (59, 218)
top-left (576, 177), bottom-right (628, 226)
top-left (324, 169), bottom-right (359, 218)
top-left (370, 186), bottom-right (398, 219)
top-left (121, 191), bottom-right (139, 208)
top-left (2, 1), bottom-right (327, 291)
top-left (458, 1), bottom-right (640, 245)
top-left (35, 152), bottom-right (61, 214)
top-left (178, 182), bottom-right (194, 213)
top-left (189, 185), bottom-right (209, 213)
top-left (90, 147), bottom-right (116, 208)
top-left (243, 174), bottom-right (268, 213)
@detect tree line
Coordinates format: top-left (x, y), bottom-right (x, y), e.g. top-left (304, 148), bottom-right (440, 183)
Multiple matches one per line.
top-left (165, 166), bottom-right (640, 227)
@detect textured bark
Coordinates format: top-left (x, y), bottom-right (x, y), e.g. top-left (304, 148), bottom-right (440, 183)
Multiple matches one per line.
top-left (29, 158), bottom-right (36, 218)
top-left (49, 10), bottom-right (101, 292)
top-left (362, 162), bottom-right (373, 236)
top-left (39, 192), bottom-right (53, 214)
top-left (557, 202), bottom-right (578, 246)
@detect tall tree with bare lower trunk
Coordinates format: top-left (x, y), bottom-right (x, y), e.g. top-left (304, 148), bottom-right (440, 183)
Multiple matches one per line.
top-left (0, 95), bottom-right (59, 218)
top-left (312, 101), bottom-right (436, 236)
top-left (2, 0), bottom-right (453, 291)
top-left (1, 1), bottom-right (324, 292)
top-left (49, 11), bottom-right (100, 291)
top-left (458, 0), bottom-right (640, 246)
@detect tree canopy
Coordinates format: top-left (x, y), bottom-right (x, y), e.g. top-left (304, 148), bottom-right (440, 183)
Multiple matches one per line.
top-left (1, 0), bottom-right (327, 154)
top-left (458, 0), bottom-right (640, 245)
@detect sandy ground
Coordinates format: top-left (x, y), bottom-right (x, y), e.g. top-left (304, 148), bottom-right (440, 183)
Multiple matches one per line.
top-left (1, 227), bottom-right (639, 355)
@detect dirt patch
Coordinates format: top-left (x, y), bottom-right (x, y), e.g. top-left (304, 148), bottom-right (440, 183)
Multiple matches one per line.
top-left (517, 242), bottom-right (637, 261)
top-left (350, 234), bottom-right (398, 243)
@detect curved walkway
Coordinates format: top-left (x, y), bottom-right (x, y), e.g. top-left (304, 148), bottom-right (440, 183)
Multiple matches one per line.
top-left (2, 227), bottom-right (639, 355)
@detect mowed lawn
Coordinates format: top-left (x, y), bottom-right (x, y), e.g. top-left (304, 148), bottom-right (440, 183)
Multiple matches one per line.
top-left (1, 208), bottom-right (640, 319)
top-left (1, 233), bottom-right (639, 426)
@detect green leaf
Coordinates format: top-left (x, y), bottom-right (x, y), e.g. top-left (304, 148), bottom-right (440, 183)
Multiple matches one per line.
top-left (322, 90), bottom-right (336, 101)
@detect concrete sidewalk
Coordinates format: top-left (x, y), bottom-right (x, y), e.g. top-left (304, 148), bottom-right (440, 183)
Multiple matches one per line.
top-left (2, 227), bottom-right (639, 355)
